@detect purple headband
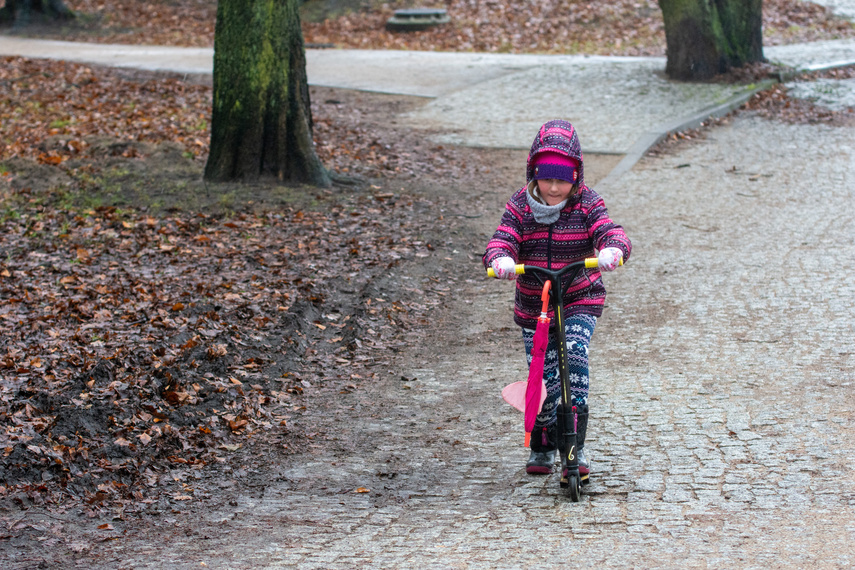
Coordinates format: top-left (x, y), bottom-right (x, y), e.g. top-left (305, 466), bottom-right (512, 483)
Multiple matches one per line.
top-left (532, 151), bottom-right (579, 184)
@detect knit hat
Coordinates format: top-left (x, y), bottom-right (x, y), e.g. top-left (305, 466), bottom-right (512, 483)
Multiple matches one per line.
top-left (525, 120), bottom-right (585, 187)
top-left (530, 151), bottom-right (580, 185)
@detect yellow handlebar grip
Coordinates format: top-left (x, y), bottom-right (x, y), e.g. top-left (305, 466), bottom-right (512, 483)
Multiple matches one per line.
top-left (585, 257), bottom-right (624, 269)
top-left (487, 264), bottom-right (526, 278)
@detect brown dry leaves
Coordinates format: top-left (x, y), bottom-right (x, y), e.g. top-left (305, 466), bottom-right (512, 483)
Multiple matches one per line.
top-left (55, 0), bottom-right (217, 47)
top-left (763, 0), bottom-right (855, 45)
top-left (0, 187), bottom-right (443, 509)
top-left (743, 66), bottom-right (855, 125)
top-left (0, 56), bottom-right (455, 508)
top-left (305, 0), bottom-right (667, 56)
top-left (0, 56), bottom-right (211, 164)
top-left (0, 56), bottom-right (461, 181)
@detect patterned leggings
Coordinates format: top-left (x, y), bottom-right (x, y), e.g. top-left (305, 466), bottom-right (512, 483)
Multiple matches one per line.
top-left (522, 314), bottom-right (597, 429)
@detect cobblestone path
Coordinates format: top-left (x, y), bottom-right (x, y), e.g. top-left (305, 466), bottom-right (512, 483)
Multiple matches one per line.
top-left (87, 116), bottom-right (855, 568)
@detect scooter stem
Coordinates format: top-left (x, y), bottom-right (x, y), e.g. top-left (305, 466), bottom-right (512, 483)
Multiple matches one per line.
top-left (539, 281), bottom-right (551, 316)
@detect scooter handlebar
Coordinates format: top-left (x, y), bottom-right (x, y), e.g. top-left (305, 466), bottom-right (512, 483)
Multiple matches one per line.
top-left (487, 258), bottom-right (604, 277)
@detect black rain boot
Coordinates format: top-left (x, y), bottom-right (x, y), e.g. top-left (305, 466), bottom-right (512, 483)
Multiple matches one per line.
top-left (575, 404), bottom-right (590, 485)
top-left (526, 423), bottom-right (557, 474)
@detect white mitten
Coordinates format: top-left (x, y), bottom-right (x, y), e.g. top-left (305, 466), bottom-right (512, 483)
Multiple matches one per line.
top-left (597, 247), bottom-right (623, 272)
top-left (491, 257), bottom-right (518, 280)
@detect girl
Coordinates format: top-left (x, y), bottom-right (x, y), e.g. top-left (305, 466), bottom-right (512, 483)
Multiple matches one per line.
top-left (483, 119), bottom-right (631, 480)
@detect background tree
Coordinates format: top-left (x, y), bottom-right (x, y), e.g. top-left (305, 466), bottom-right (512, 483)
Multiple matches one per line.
top-left (658, 0), bottom-right (764, 80)
top-left (0, 0), bottom-right (74, 27)
top-left (205, 0), bottom-right (330, 186)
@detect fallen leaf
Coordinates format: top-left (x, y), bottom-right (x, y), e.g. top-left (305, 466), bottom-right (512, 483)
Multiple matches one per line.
top-left (227, 419), bottom-right (248, 431)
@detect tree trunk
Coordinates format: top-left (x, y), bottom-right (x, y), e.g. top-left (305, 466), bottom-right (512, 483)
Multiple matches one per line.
top-left (659, 0), bottom-right (763, 80)
top-left (0, 0), bottom-right (74, 27)
top-left (204, 0), bottom-right (330, 186)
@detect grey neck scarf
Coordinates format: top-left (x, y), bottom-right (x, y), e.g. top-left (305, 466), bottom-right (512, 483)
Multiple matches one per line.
top-left (526, 185), bottom-right (567, 225)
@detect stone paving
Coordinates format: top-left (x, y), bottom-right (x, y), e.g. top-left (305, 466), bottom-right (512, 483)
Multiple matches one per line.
top-left (77, 115), bottom-right (855, 568)
top-left (398, 57), bottom-right (748, 153)
top-left (786, 77), bottom-right (855, 110)
top-left (766, 38), bottom-right (855, 70)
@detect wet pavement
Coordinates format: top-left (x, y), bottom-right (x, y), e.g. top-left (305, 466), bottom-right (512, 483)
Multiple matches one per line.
top-left (766, 38), bottom-right (855, 70)
top-left (2, 17), bottom-right (855, 569)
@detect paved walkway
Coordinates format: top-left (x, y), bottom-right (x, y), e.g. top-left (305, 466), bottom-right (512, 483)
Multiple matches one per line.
top-left (1, 36), bottom-right (854, 168)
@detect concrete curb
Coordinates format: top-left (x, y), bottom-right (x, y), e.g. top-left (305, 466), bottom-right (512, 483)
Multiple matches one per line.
top-left (771, 59), bottom-right (855, 82)
top-left (596, 78), bottom-right (778, 192)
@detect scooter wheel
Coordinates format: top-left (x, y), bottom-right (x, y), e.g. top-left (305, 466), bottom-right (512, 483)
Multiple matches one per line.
top-left (566, 473), bottom-right (582, 502)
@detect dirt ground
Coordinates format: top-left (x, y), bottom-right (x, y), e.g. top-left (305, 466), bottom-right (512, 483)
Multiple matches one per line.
top-left (0, 70), bottom-right (620, 568)
top-left (0, 71), bottom-right (628, 565)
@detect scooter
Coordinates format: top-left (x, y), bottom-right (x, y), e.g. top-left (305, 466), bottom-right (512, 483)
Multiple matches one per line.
top-left (489, 258), bottom-right (603, 501)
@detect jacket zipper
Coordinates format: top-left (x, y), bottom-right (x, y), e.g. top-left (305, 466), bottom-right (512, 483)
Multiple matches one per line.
top-left (547, 224), bottom-right (553, 269)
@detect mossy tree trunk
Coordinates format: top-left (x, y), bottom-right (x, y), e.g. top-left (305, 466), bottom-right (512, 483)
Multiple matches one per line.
top-left (0, 0), bottom-right (74, 27)
top-left (658, 0), bottom-right (763, 80)
top-left (204, 0), bottom-right (330, 186)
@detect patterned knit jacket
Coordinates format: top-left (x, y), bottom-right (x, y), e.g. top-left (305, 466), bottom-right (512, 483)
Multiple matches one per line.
top-left (483, 120), bottom-right (631, 330)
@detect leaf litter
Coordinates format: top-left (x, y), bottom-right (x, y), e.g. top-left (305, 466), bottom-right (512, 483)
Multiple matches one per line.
top-left (0, 58), bottom-right (473, 518)
top-left (0, 185), bottom-right (451, 512)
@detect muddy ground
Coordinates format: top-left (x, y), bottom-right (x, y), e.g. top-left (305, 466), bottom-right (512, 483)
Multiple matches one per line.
top-left (0, 77), bottom-right (620, 567)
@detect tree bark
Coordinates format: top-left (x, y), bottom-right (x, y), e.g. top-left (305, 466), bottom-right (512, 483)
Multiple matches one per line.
top-left (659, 0), bottom-right (763, 80)
top-left (0, 0), bottom-right (74, 27)
top-left (204, 0), bottom-right (330, 186)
